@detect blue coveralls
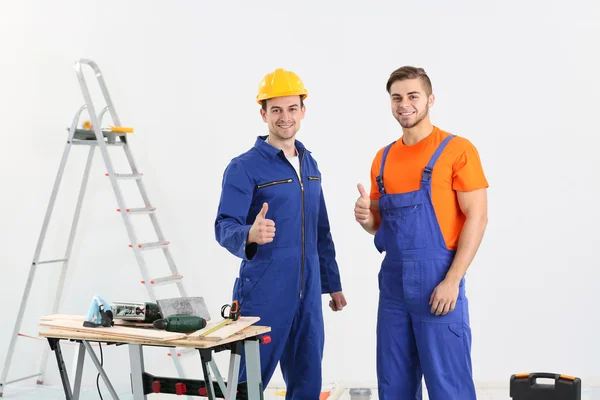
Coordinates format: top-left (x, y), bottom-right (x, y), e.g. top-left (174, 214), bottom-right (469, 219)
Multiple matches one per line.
top-left (215, 135), bottom-right (342, 399)
top-left (374, 135), bottom-right (477, 400)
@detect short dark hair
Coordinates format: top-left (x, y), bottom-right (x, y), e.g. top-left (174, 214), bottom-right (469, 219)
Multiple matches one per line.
top-left (386, 66), bottom-right (432, 96)
top-left (261, 96), bottom-right (304, 111)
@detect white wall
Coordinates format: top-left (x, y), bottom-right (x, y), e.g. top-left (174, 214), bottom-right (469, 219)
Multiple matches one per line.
top-left (1, 0), bottom-right (599, 393)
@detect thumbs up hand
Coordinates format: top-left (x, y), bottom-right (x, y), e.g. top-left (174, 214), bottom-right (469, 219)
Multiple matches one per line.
top-left (354, 183), bottom-right (372, 225)
top-left (248, 202), bottom-right (276, 245)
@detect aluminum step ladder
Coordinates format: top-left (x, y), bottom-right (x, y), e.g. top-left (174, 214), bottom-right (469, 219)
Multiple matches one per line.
top-left (0, 59), bottom-right (196, 398)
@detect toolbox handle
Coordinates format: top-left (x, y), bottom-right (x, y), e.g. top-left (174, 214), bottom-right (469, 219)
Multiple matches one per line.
top-left (516, 372), bottom-right (577, 385)
top-left (531, 372), bottom-right (559, 380)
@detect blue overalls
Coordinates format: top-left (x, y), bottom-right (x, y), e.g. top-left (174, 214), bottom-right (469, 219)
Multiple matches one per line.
top-left (215, 136), bottom-right (342, 399)
top-left (374, 135), bottom-right (477, 400)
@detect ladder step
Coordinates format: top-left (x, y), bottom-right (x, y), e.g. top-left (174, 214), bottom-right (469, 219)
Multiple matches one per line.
top-left (129, 240), bottom-right (170, 250)
top-left (35, 258), bottom-right (68, 265)
top-left (71, 128), bottom-right (131, 141)
top-left (167, 347), bottom-right (195, 358)
top-left (105, 173), bottom-right (143, 180)
top-left (109, 126), bottom-right (134, 133)
top-left (6, 373), bottom-right (42, 385)
top-left (141, 274), bottom-right (183, 286)
top-left (117, 207), bottom-right (156, 214)
top-left (72, 141), bottom-right (125, 147)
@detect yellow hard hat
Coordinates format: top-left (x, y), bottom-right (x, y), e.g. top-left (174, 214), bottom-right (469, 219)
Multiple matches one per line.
top-left (256, 68), bottom-right (308, 104)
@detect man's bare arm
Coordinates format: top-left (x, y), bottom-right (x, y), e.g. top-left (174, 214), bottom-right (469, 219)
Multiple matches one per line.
top-left (445, 188), bottom-right (488, 284)
top-left (361, 200), bottom-right (381, 235)
top-left (354, 184), bottom-right (381, 235)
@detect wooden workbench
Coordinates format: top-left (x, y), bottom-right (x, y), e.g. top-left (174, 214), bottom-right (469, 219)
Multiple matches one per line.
top-left (40, 324), bottom-right (271, 400)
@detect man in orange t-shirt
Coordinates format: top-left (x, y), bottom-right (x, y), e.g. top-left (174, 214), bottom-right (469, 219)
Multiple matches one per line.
top-left (354, 66), bottom-right (488, 400)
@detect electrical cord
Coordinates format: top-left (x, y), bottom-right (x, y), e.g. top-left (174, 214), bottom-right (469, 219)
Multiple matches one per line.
top-left (96, 342), bottom-right (104, 400)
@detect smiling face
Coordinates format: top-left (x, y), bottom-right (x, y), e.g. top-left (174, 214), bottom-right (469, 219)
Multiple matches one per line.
top-left (389, 78), bottom-right (434, 130)
top-left (260, 95), bottom-right (306, 140)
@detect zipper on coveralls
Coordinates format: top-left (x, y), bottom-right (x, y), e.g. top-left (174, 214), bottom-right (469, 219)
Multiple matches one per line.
top-left (257, 178), bottom-right (293, 188)
top-left (299, 150), bottom-right (305, 299)
top-left (281, 149), bottom-right (306, 299)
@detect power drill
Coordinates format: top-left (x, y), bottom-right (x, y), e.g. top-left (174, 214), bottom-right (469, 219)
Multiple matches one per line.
top-left (153, 315), bottom-right (207, 333)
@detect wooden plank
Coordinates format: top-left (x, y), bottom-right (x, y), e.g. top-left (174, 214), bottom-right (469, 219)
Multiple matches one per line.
top-left (38, 319), bottom-right (185, 341)
top-left (38, 325), bottom-right (179, 342)
top-left (39, 325), bottom-right (271, 349)
top-left (40, 314), bottom-right (153, 328)
top-left (185, 325), bottom-right (270, 346)
top-left (189, 317), bottom-right (260, 341)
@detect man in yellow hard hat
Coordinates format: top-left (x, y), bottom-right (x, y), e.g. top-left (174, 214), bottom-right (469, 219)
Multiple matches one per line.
top-left (215, 68), bottom-right (346, 398)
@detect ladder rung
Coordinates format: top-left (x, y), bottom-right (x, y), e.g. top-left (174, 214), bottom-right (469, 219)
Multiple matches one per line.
top-left (72, 141), bottom-right (125, 147)
top-left (167, 347), bottom-right (195, 358)
top-left (105, 173), bottom-right (143, 180)
top-left (117, 207), bottom-right (156, 214)
top-left (141, 274), bottom-right (183, 286)
top-left (6, 373), bottom-right (42, 385)
top-left (129, 240), bottom-right (169, 250)
top-left (35, 258), bottom-right (68, 265)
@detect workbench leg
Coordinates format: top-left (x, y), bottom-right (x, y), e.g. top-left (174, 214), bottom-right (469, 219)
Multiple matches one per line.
top-left (244, 339), bottom-right (264, 400)
top-left (225, 342), bottom-right (242, 400)
top-left (48, 338), bottom-right (73, 400)
top-left (209, 359), bottom-right (227, 396)
top-left (199, 350), bottom-right (217, 400)
top-left (82, 341), bottom-right (121, 399)
top-left (69, 343), bottom-right (81, 396)
top-left (71, 342), bottom-right (86, 400)
top-left (128, 345), bottom-right (146, 400)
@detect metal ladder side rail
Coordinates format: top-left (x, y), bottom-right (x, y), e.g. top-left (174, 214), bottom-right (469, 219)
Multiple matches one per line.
top-left (36, 134), bottom-right (99, 386)
top-left (0, 106), bottom-right (95, 396)
top-left (71, 60), bottom-right (193, 397)
top-left (75, 60), bottom-right (183, 302)
top-left (74, 60), bottom-right (154, 289)
top-left (76, 59), bottom-right (188, 295)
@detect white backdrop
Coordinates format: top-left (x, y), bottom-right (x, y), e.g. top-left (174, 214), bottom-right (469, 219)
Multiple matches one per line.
top-left (1, 0), bottom-right (599, 393)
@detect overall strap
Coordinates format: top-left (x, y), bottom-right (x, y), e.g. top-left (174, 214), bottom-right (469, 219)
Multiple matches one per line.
top-left (375, 142), bottom-right (395, 195)
top-left (421, 135), bottom-right (455, 183)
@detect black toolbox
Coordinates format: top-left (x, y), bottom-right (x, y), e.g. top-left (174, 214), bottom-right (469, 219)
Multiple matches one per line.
top-left (510, 372), bottom-right (581, 400)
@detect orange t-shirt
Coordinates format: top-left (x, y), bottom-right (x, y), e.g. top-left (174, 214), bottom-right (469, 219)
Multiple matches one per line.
top-left (369, 126), bottom-right (489, 250)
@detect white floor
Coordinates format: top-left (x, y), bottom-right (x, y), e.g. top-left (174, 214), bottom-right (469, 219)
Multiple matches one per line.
top-left (2, 384), bottom-right (598, 399)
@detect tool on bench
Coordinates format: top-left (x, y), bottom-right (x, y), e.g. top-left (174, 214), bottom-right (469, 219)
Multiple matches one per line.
top-left (112, 301), bottom-right (162, 324)
top-left (156, 297), bottom-right (211, 321)
top-left (150, 297), bottom-right (212, 334)
top-left (153, 315), bottom-right (207, 333)
top-left (195, 300), bottom-right (241, 338)
top-left (221, 299), bottom-right (240, 321)
top-left (83, 296), bottom-right (114, 328)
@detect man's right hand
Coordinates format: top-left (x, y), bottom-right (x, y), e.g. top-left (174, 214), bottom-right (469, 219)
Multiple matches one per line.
top-left (354, 183), bottom-right (372, 226)
top-left (248, 202), bottom-right (276, 245)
